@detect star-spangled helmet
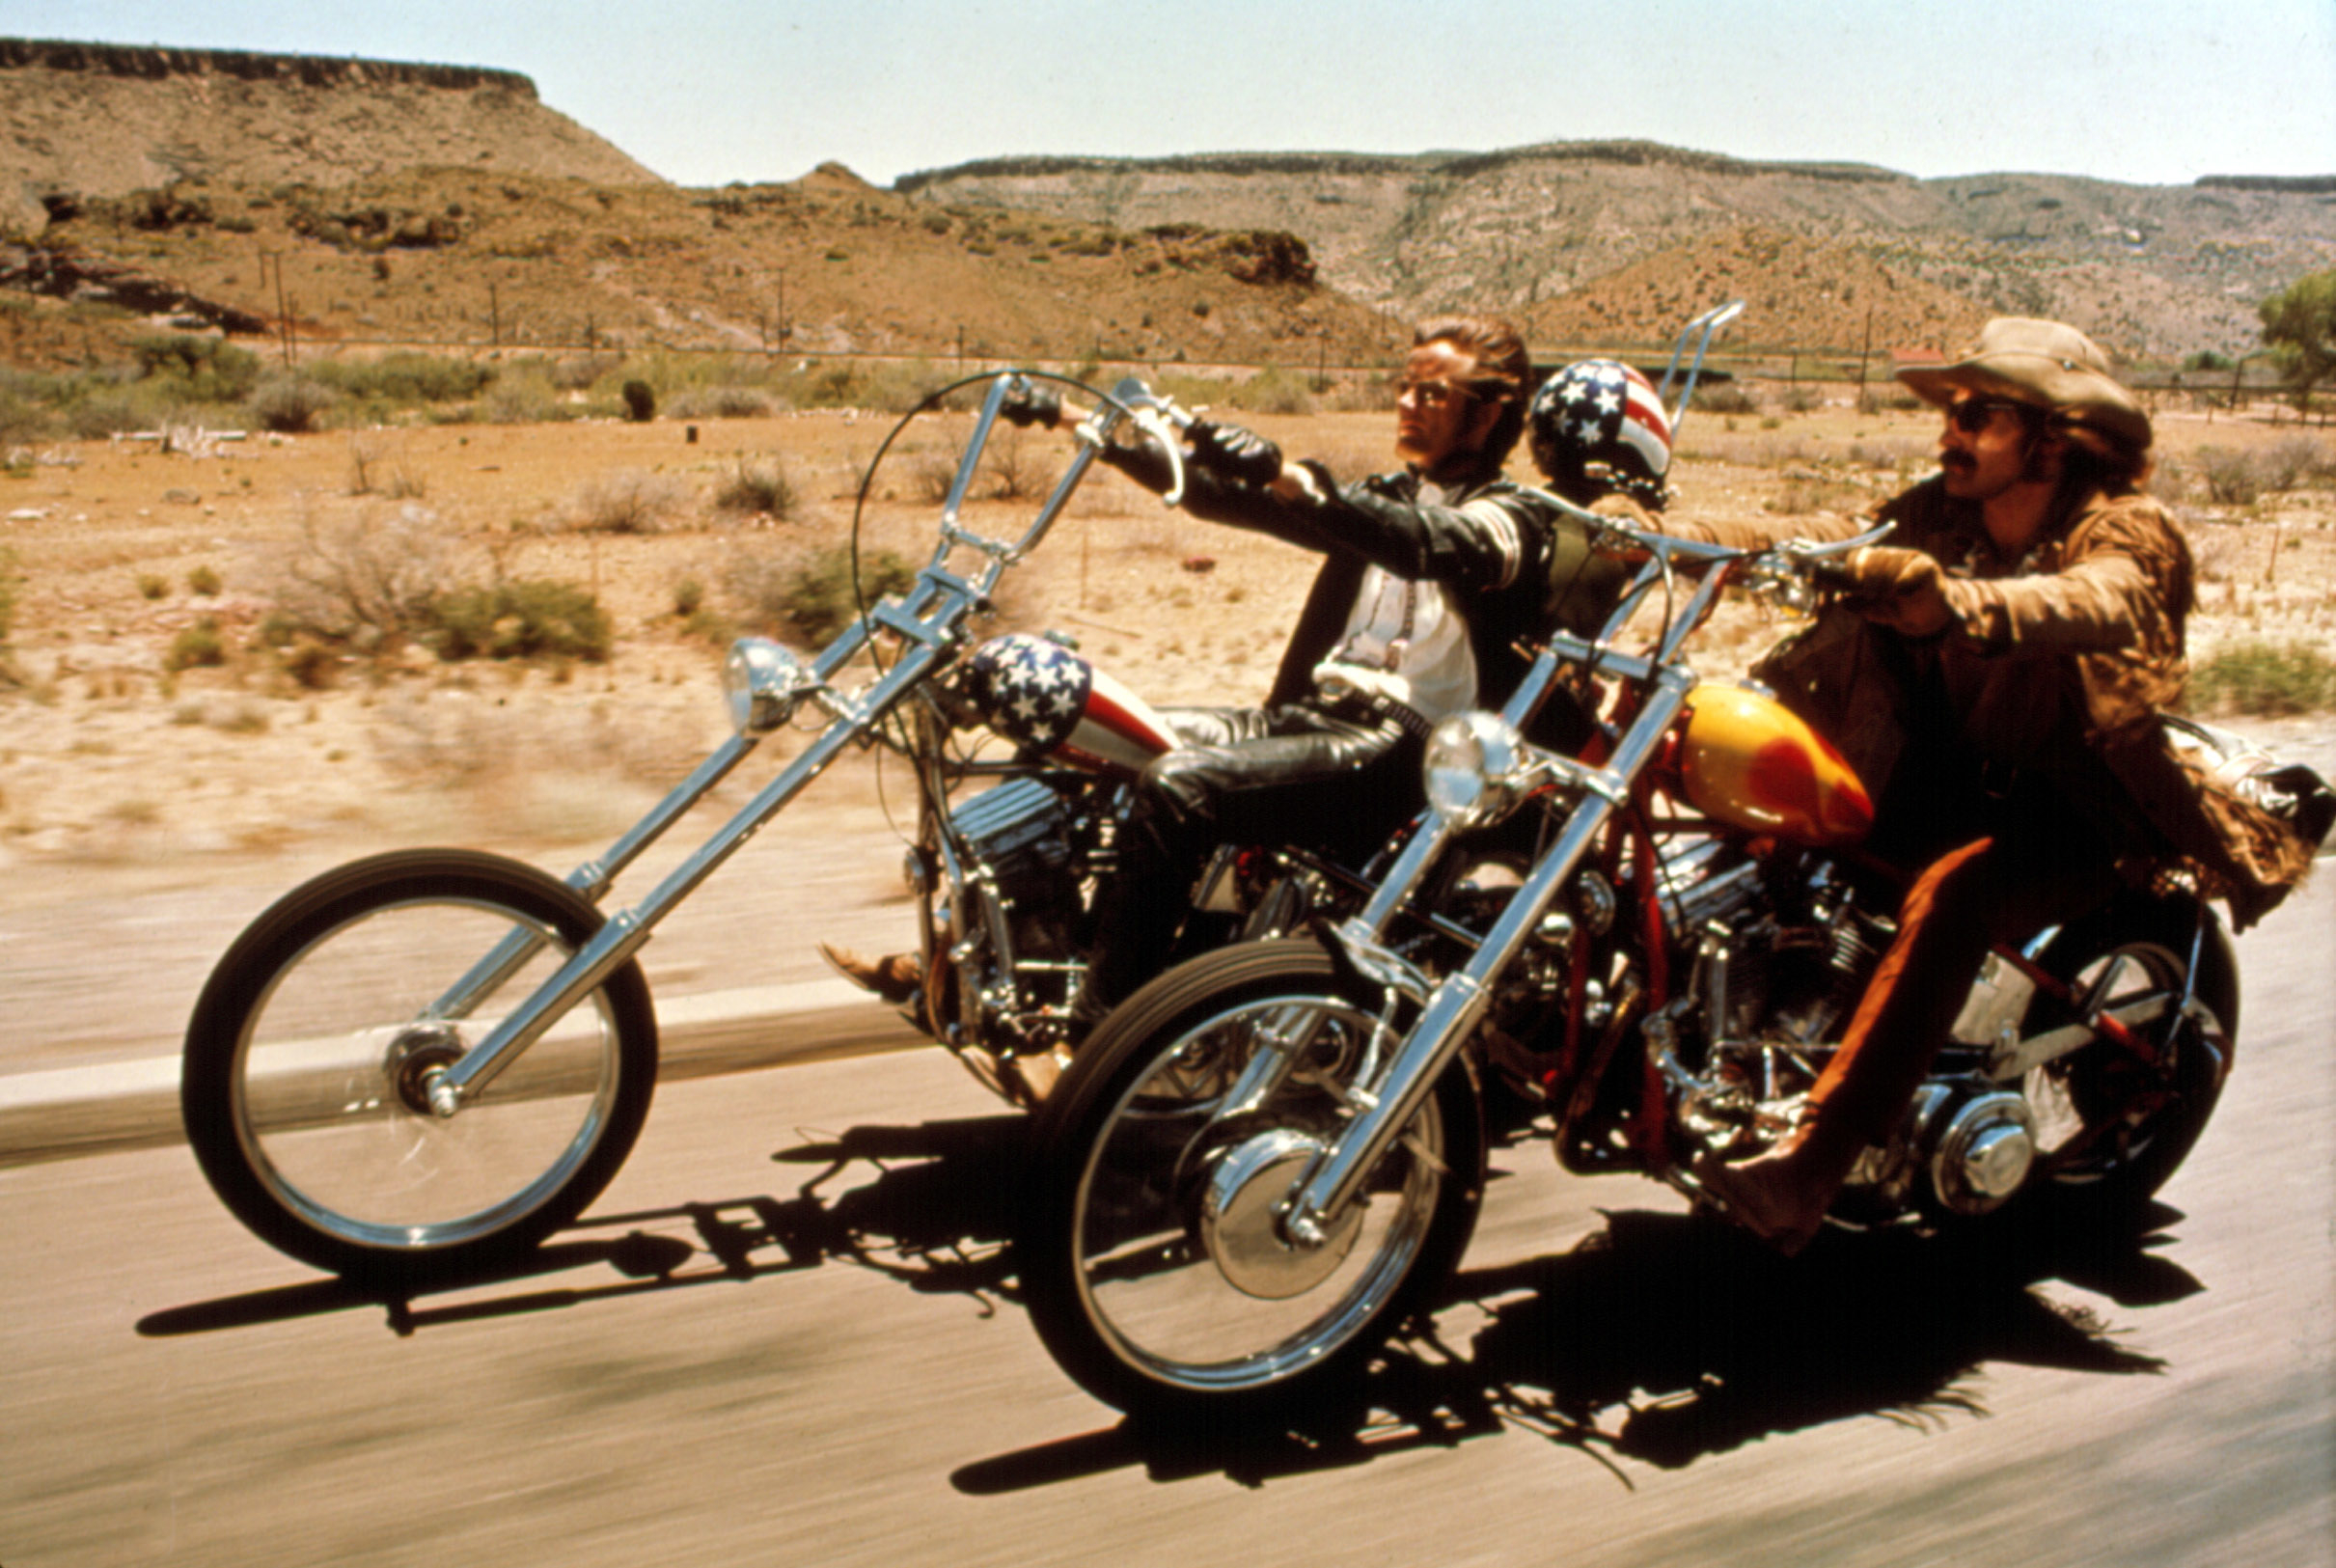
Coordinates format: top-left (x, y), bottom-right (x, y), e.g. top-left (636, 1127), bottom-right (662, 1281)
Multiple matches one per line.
top-left (960, 633), bottom-right (1177, 775)
top-left (1527, 359), bottom-right (1674, 511)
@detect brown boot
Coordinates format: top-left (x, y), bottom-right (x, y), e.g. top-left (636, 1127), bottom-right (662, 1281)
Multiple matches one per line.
top-left (1692, 1082), bottom-right (1882, 1256)
top-left (817, 943), bottom-right (923, 1006)
top-left (1692, 1143), bottom-right (1838, 1257)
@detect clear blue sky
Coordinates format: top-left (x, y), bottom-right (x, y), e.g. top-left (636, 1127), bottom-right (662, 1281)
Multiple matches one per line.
top-left (9, 0), bottom-right (2333, 189)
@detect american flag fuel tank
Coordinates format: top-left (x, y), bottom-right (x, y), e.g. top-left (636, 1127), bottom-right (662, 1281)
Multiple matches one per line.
top-left (963, 634), bottom-right (1176, 776)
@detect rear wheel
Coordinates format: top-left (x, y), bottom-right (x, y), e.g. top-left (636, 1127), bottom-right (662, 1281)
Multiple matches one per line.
top-left (2018, 894), bottom-right (2236, 1220)
top-left (1018, 939), bottom-right (1484, 1423)
top-left (181, 849), bottom-right (659, 1288)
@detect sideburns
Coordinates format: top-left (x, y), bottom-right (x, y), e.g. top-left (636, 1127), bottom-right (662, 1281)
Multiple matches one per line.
top-left (2014, 416), bottom-right (2062, 485)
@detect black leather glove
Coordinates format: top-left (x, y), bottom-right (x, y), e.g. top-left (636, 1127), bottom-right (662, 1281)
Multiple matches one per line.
top-left (1186, 420), bottom-right (1283, 486)
top-left (1096, 431), bottom-right (1175, 494)
top-left (998, 379), bottom-right (1061, 429)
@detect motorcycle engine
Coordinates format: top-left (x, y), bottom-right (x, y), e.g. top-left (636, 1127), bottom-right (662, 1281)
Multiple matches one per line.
top-left (1671, 845), bottom-right (1893, 1056)
top-left (946, 775), bottom-right (1096, 962)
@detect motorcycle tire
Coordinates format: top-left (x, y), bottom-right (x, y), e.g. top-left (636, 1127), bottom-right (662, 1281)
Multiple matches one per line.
top-left (1017, 938), bottom-right (1484, 1425)
top-left (181, 848), bottom-right (659, 1289)
top-left (2017, 892), bottom-right (2238, 1223)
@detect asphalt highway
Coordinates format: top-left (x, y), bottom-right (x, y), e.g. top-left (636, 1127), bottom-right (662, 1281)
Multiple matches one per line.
top-left (2, 878), bottom-right (2329, 1567)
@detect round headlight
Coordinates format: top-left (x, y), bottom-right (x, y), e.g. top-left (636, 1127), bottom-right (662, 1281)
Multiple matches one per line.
top-left (1425, 710), bottom-right (1526, 828)
top-left (724, 637), bottom-right (811, 735)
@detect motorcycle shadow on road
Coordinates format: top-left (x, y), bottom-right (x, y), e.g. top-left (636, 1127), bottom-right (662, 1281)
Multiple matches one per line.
top-left (953, 1195), bottom-right (2205, 1493)
top-left (137, 1113), bottom-right (1032, 1339)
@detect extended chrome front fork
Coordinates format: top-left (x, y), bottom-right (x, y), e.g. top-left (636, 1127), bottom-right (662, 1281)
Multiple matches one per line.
top-left (1279, 671), bottom-right (1692, 1246)
top-left (415, 374), bottom-right (1126, 1116)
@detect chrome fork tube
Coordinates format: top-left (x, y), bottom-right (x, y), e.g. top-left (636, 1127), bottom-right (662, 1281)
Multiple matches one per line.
top-left (1285, 671), bottom-right (1692, 1240)
top-left (426, 632), bottom-right (958, 1115)
top-left (413, 372), bottom-right (1144, 1114)
top-left (423, 733), bottom-right (764, 1027)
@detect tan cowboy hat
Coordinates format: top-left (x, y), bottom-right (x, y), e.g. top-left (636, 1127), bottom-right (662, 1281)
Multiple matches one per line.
top-left (1897, 316), bottom-right (2151, 454)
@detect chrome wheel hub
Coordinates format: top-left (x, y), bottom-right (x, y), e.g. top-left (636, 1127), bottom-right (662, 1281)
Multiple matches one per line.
top-left (1200, 1128), bottom-right (1362, 1300)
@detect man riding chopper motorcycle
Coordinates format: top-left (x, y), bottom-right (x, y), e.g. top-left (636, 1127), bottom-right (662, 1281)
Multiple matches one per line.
top-left (823, 323), bottom-right (1668, 1085)
top-left (1678, 316), bottom-right (2322, 1252)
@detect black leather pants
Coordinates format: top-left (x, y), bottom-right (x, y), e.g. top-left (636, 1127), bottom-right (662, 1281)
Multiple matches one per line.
top-left (1081, 701), bottom-right (1422, 1011)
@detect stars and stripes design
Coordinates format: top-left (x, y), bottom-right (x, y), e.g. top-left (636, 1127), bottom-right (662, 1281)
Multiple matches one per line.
top-left (1531, 359), bottom-right (1674, 482)
top-left (964, 633), bottom-right (1176, 775)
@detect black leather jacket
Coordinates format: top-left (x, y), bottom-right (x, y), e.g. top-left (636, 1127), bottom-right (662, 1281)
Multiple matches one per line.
top-left (1112, 445), bottom-right (1591, 717)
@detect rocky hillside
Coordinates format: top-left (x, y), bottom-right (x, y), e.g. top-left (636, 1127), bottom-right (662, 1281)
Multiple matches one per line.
top-left (1522, 226), bottom-right (1990, 362)
top-left (5, 40), bottom-right (2329, 371)
top-left (0, 39), bottom-right (660, 234)
top-left (4, 161), bottom-right (1401, 370)
top-left (900, 143), bottom-right (2336, 359)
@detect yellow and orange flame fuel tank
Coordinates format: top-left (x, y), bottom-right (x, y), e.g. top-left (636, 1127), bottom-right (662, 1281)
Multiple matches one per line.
top-left (1668, 682), bottom-right (1874, 849)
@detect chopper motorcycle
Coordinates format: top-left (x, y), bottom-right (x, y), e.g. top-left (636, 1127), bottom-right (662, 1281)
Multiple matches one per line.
top-left (179, 372), bottom-right (1398, 1288)
top-left (1015, 513), bottom-right (2268, 1422)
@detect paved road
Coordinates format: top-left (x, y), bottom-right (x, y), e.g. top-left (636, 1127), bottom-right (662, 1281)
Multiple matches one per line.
top-left (3, 876), bottom-right (2329, 1566)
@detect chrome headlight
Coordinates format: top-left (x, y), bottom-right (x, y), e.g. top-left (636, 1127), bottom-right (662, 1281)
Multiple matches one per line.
top-left (724, 637), bottom-right (812, 735)
top-left (1424, 710), bottom-right (1528, 829)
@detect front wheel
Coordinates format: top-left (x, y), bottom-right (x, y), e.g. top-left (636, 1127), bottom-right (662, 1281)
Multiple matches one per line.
top-left (182, 849), bottom-right (659, 1288)
top-left (1017, 940), bottom-right (1484, 1423)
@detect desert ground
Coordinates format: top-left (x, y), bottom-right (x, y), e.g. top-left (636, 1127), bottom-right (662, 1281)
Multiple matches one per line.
top-left (1, 383), bottom-right (2330, 1075)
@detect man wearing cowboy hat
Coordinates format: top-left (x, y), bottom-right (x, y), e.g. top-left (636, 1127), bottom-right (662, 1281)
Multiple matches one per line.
top-left (1689, 316), bottom-right (2318, 1253)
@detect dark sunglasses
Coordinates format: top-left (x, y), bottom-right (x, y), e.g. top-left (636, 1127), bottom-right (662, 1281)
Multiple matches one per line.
top-left (1397, 377), bottom-right (1475, 408)
top-left (1946, 398), bottom-right (2027, 434)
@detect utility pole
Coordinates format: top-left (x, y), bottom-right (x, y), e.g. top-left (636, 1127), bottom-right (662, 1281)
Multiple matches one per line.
top-left (261, 251), bottom-right (293, 369)
top-left (1855, 307), bottom-right (1874, 412)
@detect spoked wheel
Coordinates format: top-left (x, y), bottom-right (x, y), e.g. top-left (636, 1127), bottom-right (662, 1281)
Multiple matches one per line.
top-left (181, 849), bottom-right (658, 1288)
top-left (1018, 939), bottom-right (1484, 1424)
top-left (2018, 894), bottom-right (2237, 1221)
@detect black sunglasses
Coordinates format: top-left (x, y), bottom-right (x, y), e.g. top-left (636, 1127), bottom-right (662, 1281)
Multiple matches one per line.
top-left (1946, 398), bottom-right (2027, 434)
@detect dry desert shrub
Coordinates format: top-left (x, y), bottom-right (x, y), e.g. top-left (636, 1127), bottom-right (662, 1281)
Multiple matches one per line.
top-left (909, 447), bottom-right (965, 504)
top-left (721, 539), bottom-right (918, 646)
top-left (164, 618), bottom-right (227, 672)
top-left (2193, 448), bottom-right (2270, 506)
top-left (984, 428), bottom-right (1058, 501)
top-left (481, 367), bottom-right (573, 425)
top-left (668, 385), bottom-right (775, 421)
top-left (2258, 434), bottom-right (2332, 493)
top-left (896, 433), bottom-right (1055, 505)
top-left (248, 373), bottom-right (337, 434)
top-left (710, 454), bottom-right (800, 522)
top-left (346, 433), bottom-right (427, 499)
top-left (2176, 441), bottom-right (2329, 509)
top-left (1693, 381), bottom-right (1761, 416)
top-left (2186, 639), bottom-right (2336, 716)
top-left (2185, 519), bottom-right (2263, 585)
top-left (572, 469), bottom-right (693, 534)
top-left (265, 503), bottom-right (456, 652)
top-left (368, 685), bottom-right (725, 836)
top-left (427, 579), bottom-right (613, 664)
